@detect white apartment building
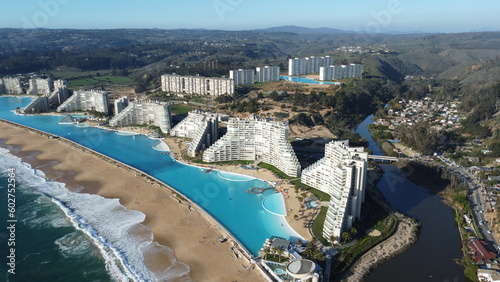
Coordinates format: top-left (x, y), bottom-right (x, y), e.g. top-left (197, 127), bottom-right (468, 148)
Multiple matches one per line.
top-left (20, 96), bottom-right (50, 114)
top-left (301, 140), bottom-right (368, 240)
top-left (203, 116), bottom-right (301, 177)
top-left (57, 90), bottom-right (110, 114)
top-left (255, 66), bottom-right (280, 83)
top-left (3, 77), bottom-right (23, 94)
top-left (28, 78), bottom-right (53, 95)
top-left (319, 64), bottom-right (363, 81)
top-left (229, 69), bottom-right (255, 85)
top-left (161, 74), bottom-right (234, 96)
top-left (288, 56), bottom-right (333, 76)
top-left (171, 109), bottom-right (219, 157)
top-left (48, 80), bottom-right (69, 105)
top-left (109, 102), bottom-right (172, 133)
top-left (114, 97), bottom-right (129, 115)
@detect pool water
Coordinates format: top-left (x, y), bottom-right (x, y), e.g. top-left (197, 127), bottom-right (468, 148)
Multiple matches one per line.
top-left (280, 76), bottom-right (340, 85)
top-left (0, 96), bottom-right (302, 256)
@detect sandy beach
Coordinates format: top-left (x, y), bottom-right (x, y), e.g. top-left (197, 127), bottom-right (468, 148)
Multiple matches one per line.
top-left (0, 121), bottom-right (264, 282)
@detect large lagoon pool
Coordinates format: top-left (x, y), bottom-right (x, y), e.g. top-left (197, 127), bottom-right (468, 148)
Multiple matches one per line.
top-left (0, 96), bottom-right (302, 256)
top-left (280, 75), bottom-right (341, 85)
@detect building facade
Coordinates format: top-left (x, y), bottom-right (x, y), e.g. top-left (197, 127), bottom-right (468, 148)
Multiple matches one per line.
top-left (28, 78), bottom-right (53, 95)
top-left (301, 140), bottom-right (368, 240)
top-left (319, 64), bottom-right (363, 81)
top-left (229, 69), bottom-right (255, 85)
top-left (203, 116), bottom-right (300, 177)
top-left (171, 109), bottom-right (219, 157)
top-left (255, 66), bottom-right (280, 83)
top-left (288, 56), bottom-right (333, 76)
top-left (57, 90), bottom-right (110, 114)
top-left (3, 77), bottom-right (23, 94)
top-left (114, 97), bottom-right (129, 115)
top-left (109, 102), bottom-right (172, 133)
top-left (48, 79), bottom-right (69, 105)
top-left (20, 96), bottom-right (50, 114)
top-left (161, 74), bottom-right (234, 96)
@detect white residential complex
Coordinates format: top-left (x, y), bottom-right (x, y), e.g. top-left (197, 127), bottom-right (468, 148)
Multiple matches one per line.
top-left (301, 140), bottom-right (368, 240)
top-left (114, 96), bottom-right (129, 114)
top-left (20, 96), bottom-right (50, 114)
top-left (109, 102), bottom-right (172, 133)
top-left (229, 66), bottom-right (280, 85)
top-left (288, 56), bottom-right (334, 76)
top-left (171, 109), bottom-right (219, 157)
top-left (48, 80), bottom-right (69, 105)
top-left (319, 64), bottom-right (363, 81)
top-left (2, 77), bottom-right (23, 94)
top-left (28, 78), bottom-right (53, 95)
top-left (229, 69), bottom-right (255, 86)
top-left (161, 74), bottom-right (234, 96)
top-left (57, 90), bottom-right (110, 114)
top-left (256, 66), bottom-right (280, 83)
top-left (203, 116), bottom-right (301, 177)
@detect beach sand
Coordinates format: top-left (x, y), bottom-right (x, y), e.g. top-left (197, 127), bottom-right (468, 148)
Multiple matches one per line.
top-left (0, 121), bottom-right (264, 282)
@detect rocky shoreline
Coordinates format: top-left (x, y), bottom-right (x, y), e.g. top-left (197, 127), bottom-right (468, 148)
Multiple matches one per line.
top-left (341, 168), bottom-right (420, 282)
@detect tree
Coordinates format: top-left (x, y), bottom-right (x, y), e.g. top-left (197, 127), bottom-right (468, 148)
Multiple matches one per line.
top-left (294, 214), bottom-right (299, 221)
top-left (270, 91), bottom-right (281, 101)
top-left (341, 231), bottom-right (352, 243)
top-left (276, 248), bottom-right (284, 263)
top-left (349, 227), bottom-right (358, 237)
top-left (263, 246), bottom-right (270, 260)
top-left (313, 251), bottom-right (325, 261)
top-left (329, 235), bottom-right (339, 244)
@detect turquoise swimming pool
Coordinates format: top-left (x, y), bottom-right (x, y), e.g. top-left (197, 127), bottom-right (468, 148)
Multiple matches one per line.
top-left (280, 75), bottom-right (340, 85)
top-left (0, 96), bottom-right (302, 256)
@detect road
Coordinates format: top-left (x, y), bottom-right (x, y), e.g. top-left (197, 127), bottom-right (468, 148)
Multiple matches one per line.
top-left (439, 156), bottom-right (499, 249)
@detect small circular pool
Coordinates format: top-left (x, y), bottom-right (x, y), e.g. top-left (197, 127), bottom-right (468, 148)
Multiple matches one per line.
top-left (274, 268), bottom-right (286, 275)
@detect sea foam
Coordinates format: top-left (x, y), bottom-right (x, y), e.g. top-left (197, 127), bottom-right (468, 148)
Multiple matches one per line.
top-left (0, 147), bottom-right (192, 282)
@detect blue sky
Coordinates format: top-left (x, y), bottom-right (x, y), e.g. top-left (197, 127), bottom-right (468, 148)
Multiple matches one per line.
top-left (1, 0), bottom-right (499, 33)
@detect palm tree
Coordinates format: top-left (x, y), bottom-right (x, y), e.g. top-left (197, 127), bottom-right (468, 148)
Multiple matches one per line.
top-left (276, 248), bottom-right (284, 263)
top-left (341, 231), bottom-right (352, 243)
top-left (293, 214), bottom-right (299, 221)
top-left (349, 227), bottom-right (358, 237)
top-left (272, 246), bottom-right (279, 258)
top-left (313, 251), bottom-right (325, 261)
top-left (263, 246), bottom-right (270, 260)
top-left (329, 235), bottom-right (338, 244)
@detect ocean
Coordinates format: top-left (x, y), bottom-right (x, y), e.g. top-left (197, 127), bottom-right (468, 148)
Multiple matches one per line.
top-left (0, 148), bottom-right (191, 281)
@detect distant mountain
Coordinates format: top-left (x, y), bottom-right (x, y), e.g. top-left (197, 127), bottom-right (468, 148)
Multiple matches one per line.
top-left (254, 25), bottom-right (348, 34)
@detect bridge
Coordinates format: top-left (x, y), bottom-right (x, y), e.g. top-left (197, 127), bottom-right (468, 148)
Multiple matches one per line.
top-left (368, 155), bottom-right (399, 162)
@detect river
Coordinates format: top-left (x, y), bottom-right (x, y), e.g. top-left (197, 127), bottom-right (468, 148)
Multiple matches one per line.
top-left (354, 115), bottom-right (467, 282)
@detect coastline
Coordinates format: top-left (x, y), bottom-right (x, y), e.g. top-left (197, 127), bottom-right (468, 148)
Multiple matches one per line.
top-left (0, 119), bottom-right (265, 282)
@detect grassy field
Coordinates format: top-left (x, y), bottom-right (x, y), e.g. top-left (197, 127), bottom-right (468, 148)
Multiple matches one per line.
top-left (290, 180), bottom-right (330, 202)
top-left (312, 207), bottom-right (328, 244)
top-left (68, 76), bottom-right (132, 88)
top-left (170, 104), bottom-right (193, 115)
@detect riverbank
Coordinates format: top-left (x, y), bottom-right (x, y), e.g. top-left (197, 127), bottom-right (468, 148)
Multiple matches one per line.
top-left (0, 120), bottom-right (264, 281)
top-left (341, 167), bottom-right (420, 281)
